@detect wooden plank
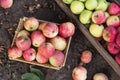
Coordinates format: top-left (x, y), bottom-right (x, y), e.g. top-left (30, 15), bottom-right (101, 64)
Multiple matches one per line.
top-left (55, 0), bottom-right (120, 76)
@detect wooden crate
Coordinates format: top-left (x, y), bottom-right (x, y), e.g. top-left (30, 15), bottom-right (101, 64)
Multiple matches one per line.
top-left (10, 17), bottom-right (72, 70)
top-left (54, 0), bottom-right (120, 76)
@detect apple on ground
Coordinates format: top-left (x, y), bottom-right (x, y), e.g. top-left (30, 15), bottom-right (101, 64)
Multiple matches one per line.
top-left (70, 1), bottom-right (84, 14)
top-left (89, 23), bottom-right (104, 38)
top-left (36, 52), bottom-right (48, 64)
top-left (31, 30), bottom-right (46, 47)
top-left (23, 48), bottom-right (36, 61)
top-left (115, 54), bottom-right (120, 65)
top-left (106, 16), bottom-right (120, 28)
top-left (42, 22), bottom-right (58, 38)
top-left (0, 0), bottom-right (13, 9)
top-left (108, 2), bottom-right (120, 15)
top-left (16, 36), bottom-right (31, 51)
top-left (107, 42), bottom-right (120, 55)
top-left (92, 10), bottom-right (106, 24)
top-left (24, 17), bottom-right (39, 31)
top-left (50, 36), bottom-right (67, 51)
top-left (79, 10), bottom-right (92, 24)
top-left (102, 26), bottom-right (117, 42)
top-left (38, 42), bottom-right (55, 58)
top-left (62, 0), bottom-right (73, 4)
top-left (8, 46), bottom-right (22, 59)
top-left (95, 0), bottom-right (109, 11)
top-left (93, 73), bottom-right (108, 80)
top-left (72, 66), bottom-right (87, 80)
top-left (17, 30), bottom-right (30, 38)
top-left (116, 33), bottom-right (120, 47)
top-left (85, 0), bottom-right (98, 10)
top-left (49, 50), bottom-right (65, 67)
top-left (59, 22), bottom-right (75, 38)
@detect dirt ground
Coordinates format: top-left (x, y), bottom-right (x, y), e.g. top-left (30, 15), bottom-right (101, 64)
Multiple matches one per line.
top-left (0, 0), bottom-right (119, 80)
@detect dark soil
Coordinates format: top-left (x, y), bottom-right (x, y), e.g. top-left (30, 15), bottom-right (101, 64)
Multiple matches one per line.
top-left (0, 0), bottom-right (119, 80)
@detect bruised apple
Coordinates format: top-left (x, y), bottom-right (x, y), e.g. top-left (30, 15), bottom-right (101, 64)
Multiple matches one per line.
top-left (49, 50), bottom-right (65, 67)
top-left (50, 36), bottom-right (67, 51)
top-left (23, 48), bottom-right (36, 61)
top-left (59, 22), bottom-right (75, 38)
top-left (31, 31), bottom-right (46, 47)
top-left (8, 46), bottom-right (22, 59)
top-left (38, 42), bottom-right (55, 58)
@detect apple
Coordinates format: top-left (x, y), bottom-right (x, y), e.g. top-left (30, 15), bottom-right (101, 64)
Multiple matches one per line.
top-left (42, 22), bottom-right (58, 38)
top-left (95, 0), bottom-right (109, 11)
top-left (72, 66), bottom-right (87, 80)
top-left (117, 27), bottom-right (120, 33)
top-left (85, 0), bottom-right (98, 10)
top-left (49, 50), bottom-right (65, 67)
top-left (16, 36), bottom-right (31, 51)
top-left (0, 0), bottom-right (13, 9)
top-left (79, 10), bottom-right (92, 24)
top-left (38, 42), bottom-right (55, 58)
top-left (31, 30), bottom-right (46, 47)
top-left (89, 24), bottom-right (104, 38)
top-left (93, 73), bottom-right (108, 80)
top-left (38, 22), bottom-right (47, 31)
top-left (17, 30), bottom-right (30, 38)
top-left (92, 10), bottom-right (106, 24)
top-left (115, 54), bottom-right (120, 65)
top-left (50, 36), bottom-right (67, 51)
top-left (24, 17), bottom-right (39, 31)
top-left (116, 33), bottom-right (120, 47)
top-left (102, 26), bottom-right (117, 42)
top-left (23, 48), bottom-right (36, 61)
top-left (70, 1), bottom-right (84, 14)
top-left (106, 16), bottom-right (120, 28)
top-left (59, 22), bottom-right (75, 38)
top-left (81, 50), bottom-right (92, 64)
top-left (8, 46), bottom-right (22, 59)
top-left (108, 2), bottom-right (120, 15)
top-left (36, 52), bottom-right (48, 64)
top-left (107, 42), bottom-right (120, 55)
top-left (62, 0), bottom-right (73, 4)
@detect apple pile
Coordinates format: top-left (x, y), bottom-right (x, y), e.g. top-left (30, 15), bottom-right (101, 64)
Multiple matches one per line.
top-left (8, 17), bottom-right (75, 67)
top-left (62, 0), bottom-right (120, 65)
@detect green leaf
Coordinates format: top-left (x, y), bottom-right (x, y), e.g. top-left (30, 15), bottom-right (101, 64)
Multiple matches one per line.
top-left (30, 67), bottom-right (44, 80)
top-left (21, 73), bottom-right (40, 80)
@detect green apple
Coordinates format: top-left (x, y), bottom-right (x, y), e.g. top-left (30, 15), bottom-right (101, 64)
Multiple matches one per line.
top-left (70, 1), bottom-right (84, 14)
top-left (96, 0), bottom-right (109, 11)
top-left (79, 10), bottom-right (92, 24)
top-left (62, 0), bottom-right (73, 4)
top-left (105, 12), bottom-right (110, 19)
top-left (79, 0), bottom-right (86, 2)
top-left (89, 23), bottom-right (104, 38)
top-left (85, 0), bottom-right (98, 10)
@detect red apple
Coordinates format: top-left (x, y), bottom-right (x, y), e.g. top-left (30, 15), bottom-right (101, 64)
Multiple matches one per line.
top-left (115, 54), bottom-right (120, 65)
top-left (102, 26), bottom-right (117, 42)
top-left (59, 22), bottom-right (75, 38)
top-left (81, 50), bottom-right (92, 64)
top-left (49, 50), bottom-right (65, 67)
top-left (106, 16), bottom-right (120, 28)
top-left (17, 30), bottom-right (30, 38)
top-left (24, 17), bottom-right (39, 31)
top-left (72, 66), bottom-right (87, 80)
top-left (50, 36), bottom-right (67, 51)
top-left (0, 0), bottom-right (13, 9)
top-left (8, 46), bottom-right (22, 59)
top-left (38, 42), bottom-right (55, 58)
top-left (108, 2), bottom-right (120, 15)
top-left (92, 10), bottom-right (106, 24)
top-left (16, 36), bottom-right (31, 51)
top-left (116, 33), bottom-right (120, 47)
top-left (31, 30), bottom-right (46, 47)
top-left (23, 48), bottom-right (36, 61)
top-left (42, 22), bottom-right (58, 38)
top-left (38, 22), bottom-right (47, 31)
top-left (93, 73), bottom-right (108, 80)
top-left (107, 42), bottom-right (120, 55)
top-left (36, 52), bottom-right (48, 64)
